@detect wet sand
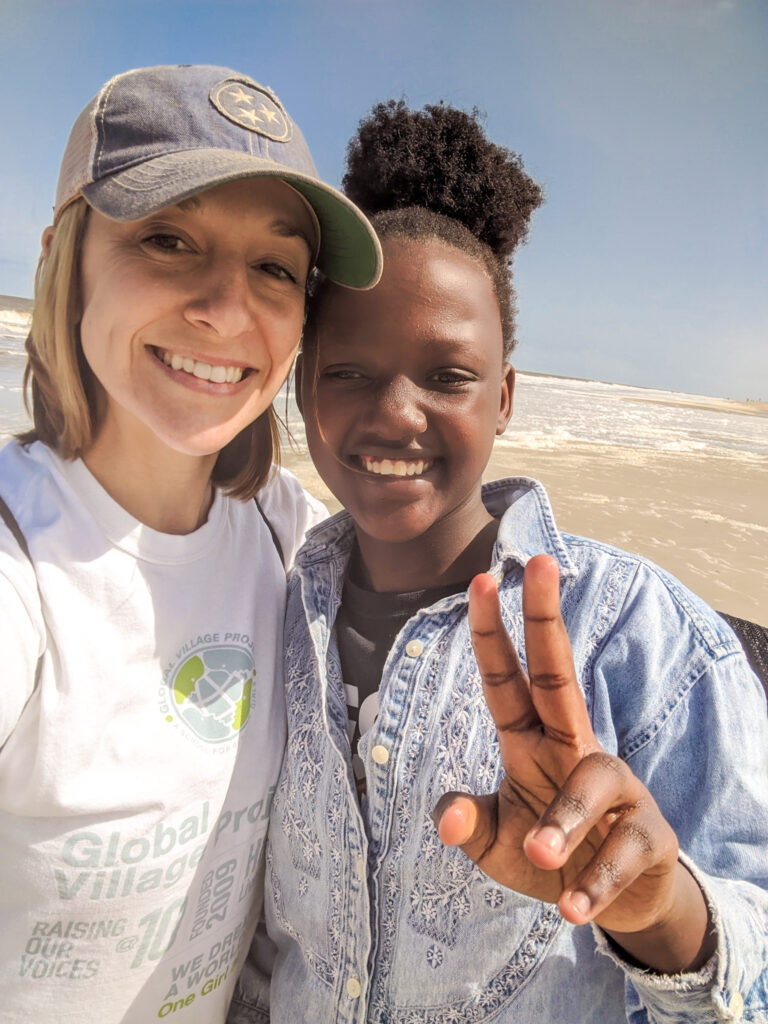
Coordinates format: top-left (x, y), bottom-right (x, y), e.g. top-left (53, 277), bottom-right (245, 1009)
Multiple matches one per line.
top-left (281, 438), bottom-right (768, 625)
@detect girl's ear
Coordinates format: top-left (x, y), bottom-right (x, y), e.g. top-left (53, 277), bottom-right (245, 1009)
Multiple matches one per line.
top-left (41, 226), bottom-right (55, 258)
top-left (496, 364), bottom-right (515, 435)
top-left (294, 353), bottom-right (305, 419)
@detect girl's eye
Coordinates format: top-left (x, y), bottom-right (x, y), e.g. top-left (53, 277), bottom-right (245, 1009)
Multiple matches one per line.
top-left (323, 368), bottom-right (364, 381)
top-left (430, 370), bottom-right (475, 386)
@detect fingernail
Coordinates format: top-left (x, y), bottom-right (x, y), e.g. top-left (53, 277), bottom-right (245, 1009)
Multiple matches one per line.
top-left (531, 825), bottom-right (565, 854)
top-left (568, 890), bottom-right (591, 917)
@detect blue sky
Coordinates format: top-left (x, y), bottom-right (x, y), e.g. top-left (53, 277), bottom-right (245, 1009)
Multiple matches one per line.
top-left (1, 0), bottom-right (766, 399)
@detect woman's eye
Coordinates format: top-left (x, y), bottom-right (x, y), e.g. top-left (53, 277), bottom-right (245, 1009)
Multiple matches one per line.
top-left (144, 233), bottom-right (191, 253)
top-left (259, 262), bottom-right (299, 284)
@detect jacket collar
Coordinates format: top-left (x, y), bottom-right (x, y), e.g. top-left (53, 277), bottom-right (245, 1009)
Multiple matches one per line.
top-left (485, 477), bottom-right (577, 582)
top-left (295, 477), bottom-right (577, 581)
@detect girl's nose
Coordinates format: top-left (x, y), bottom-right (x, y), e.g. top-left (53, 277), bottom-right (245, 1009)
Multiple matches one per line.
top-left (369, 376), bottom-right (428, 437)
top-left (184, 262), bottom-right (256, 339)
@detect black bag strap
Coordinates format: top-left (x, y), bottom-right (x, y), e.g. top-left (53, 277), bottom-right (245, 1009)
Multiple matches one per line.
top-left (0, 495), bottom-right (32, 564)
top-left (719, 611), bottom-right (768, 701)
top-left (0, 494), bottom-right (45, 696)
top-left (254, 497), bottom-right (285, 569)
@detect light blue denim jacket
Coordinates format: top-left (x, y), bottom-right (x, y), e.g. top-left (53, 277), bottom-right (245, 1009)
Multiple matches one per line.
top-left (256, 479), bottom-right (768, 1023)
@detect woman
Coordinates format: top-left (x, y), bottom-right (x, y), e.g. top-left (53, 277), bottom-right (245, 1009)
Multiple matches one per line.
top-left (0, 63), bottom-right (380, 1023)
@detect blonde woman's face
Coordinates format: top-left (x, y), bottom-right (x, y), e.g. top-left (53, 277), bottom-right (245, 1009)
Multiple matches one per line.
top-left (78, 177), bottom-right (314, 462)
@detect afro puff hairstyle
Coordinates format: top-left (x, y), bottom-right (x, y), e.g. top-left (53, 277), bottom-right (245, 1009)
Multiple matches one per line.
top-left (306, 100), bottom-right (543, 357)
top-left (343, 100), bottom-right (542, 258)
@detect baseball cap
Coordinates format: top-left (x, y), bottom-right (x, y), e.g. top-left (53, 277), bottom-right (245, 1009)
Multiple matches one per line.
top-left (54, 64), bottom-right (382, 289)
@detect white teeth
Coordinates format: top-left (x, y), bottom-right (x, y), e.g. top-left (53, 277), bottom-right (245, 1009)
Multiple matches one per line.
top-left (159, 349), bottom-right (243, 384)
top-left (361, 456), bottom-right (430, 477)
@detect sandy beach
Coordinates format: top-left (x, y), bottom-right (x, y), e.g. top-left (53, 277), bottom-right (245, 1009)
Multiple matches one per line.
top-left (281, 400), bottom-right (768, 625)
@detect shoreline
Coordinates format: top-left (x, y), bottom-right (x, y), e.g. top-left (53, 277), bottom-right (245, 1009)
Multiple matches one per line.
top-left (515, 368), bottom-right (768, 414)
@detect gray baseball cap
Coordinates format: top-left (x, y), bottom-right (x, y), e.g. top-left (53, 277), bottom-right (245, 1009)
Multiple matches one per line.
top-left (54, 64), bottom-right (382, 289)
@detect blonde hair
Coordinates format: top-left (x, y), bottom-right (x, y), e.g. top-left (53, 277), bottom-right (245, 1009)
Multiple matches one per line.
top-left (19, 198), bottom-right (281, 500)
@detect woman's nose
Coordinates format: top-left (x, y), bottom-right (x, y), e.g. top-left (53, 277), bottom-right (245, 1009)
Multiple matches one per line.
top-left (369, 376), bottom-right (428, 437)
top-left (184, 262), bottom-right (256, 339)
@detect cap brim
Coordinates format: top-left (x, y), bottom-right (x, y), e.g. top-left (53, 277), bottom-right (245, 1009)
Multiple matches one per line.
top-left (82, 149), bottom-right (382, 290)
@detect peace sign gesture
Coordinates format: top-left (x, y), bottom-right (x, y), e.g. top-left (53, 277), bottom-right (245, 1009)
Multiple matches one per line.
top-left (435, 555), bottom-right (714, 974)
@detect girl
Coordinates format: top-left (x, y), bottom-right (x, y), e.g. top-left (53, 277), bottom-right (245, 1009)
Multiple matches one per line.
top-left (261, 102), bottom-right (768, 1022)
top-left (0, 64), bottom-right (380, 1023)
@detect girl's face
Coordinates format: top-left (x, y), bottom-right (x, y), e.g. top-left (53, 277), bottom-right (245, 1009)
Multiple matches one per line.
top-left (78, 177), bottom-right (315, 462)
top-left (301, 237), bottom-right (514, 547)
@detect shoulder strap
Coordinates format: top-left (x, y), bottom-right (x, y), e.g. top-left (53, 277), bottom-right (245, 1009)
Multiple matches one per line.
top-left (0, 493), bottom-right (44, 700)
top-left (0, 495), bottom-right (32, 564)
top-left (719, 611), bottom-right (768, 701)
top-left (254, 498), bottom-right (285, 569)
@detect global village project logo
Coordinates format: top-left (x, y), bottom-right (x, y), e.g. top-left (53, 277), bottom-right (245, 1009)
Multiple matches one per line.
top-left (160, 635), bottom-right (256, 744)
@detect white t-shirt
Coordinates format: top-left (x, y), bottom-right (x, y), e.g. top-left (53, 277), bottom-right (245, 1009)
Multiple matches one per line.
top-left (0, 441), bottom-right (325, 1023)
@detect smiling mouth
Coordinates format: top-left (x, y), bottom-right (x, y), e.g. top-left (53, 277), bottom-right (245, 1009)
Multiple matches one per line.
top-left (157, 347), bottom-right (248, 384)
top-left (359, 455), bottom-right (434, 477)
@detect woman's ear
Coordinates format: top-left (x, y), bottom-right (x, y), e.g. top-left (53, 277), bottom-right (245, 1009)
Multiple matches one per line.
top-left (496, 364), bottom-right (515, 435)
top-left (41, 226), bottom-right (55, 259)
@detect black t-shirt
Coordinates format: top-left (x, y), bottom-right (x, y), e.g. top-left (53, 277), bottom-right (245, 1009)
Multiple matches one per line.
top-left (336, 573), bottom-right (469, 796)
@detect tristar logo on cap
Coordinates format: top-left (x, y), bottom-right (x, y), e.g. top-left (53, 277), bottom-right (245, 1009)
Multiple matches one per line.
top-left (210, 78), bottom-right (292, 142)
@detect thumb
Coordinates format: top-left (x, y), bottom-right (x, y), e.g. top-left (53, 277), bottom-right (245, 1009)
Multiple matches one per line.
top-left (434, 791), bottom-right (498, 859)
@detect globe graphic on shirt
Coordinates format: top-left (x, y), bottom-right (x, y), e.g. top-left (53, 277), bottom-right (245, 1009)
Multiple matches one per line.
top-left (170, 645), bottom-right (255, 742)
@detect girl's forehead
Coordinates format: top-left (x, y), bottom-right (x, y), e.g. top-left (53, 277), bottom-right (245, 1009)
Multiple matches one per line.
top-left (319, 239), bottom-right (495, 315)
top-left (308, 239), bottom-right (504, 365)
top-left (380, 234), bottom-right (480, 272)
top-left (316, 236), bottom-right (495, 321)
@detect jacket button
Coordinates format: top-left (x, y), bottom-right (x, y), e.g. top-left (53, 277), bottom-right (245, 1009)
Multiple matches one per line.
top-left (371, 744), bottom-right (389, 765)
top-left (405, 639), bottom-right (424, 657)
top-left (728, 992), bottom-right (744, 1018)
top-left (346, 977), bottom-right (362, 998)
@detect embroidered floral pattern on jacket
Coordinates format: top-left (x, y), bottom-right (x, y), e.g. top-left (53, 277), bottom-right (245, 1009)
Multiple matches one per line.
top-left (264, 479), bottom-right (768, 1024)
top-left (270, 622), bottom-right (354, 989)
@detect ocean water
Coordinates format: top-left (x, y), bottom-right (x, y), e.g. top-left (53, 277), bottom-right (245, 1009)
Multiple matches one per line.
top-left (0, 315), bottom-right (29, 442)
top-left (500, 374), bottom-right (768, 462)
top-left (2, 308), bottom-right (767, 461)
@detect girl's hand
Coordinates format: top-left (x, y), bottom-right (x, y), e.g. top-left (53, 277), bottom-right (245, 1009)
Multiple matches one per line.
top-left (434, 555), bottom-right (714, 974)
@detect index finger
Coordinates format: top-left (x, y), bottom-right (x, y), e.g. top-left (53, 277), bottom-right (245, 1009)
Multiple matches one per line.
top-left (469, 572), bottom-right (537, 733)
top-left (522, 555), bottom-right (595, 751)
